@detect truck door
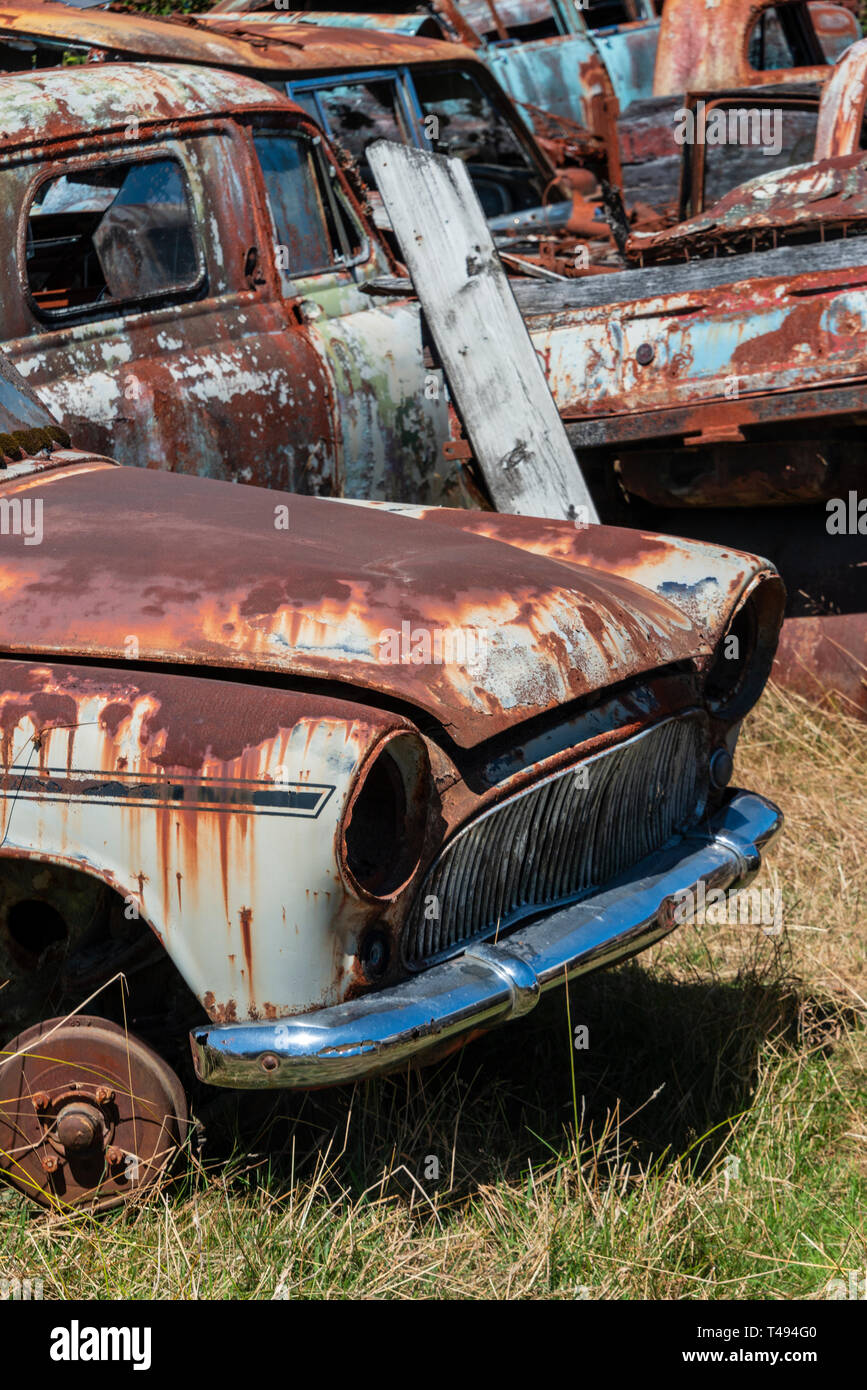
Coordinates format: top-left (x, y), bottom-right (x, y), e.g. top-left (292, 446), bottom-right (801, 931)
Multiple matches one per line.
top-left (246, 118), bottom-right (460, 506)
top-left (0, 124), bottom-right (337, 494)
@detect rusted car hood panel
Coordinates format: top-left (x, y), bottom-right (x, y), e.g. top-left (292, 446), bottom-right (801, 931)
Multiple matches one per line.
top-left (369, 505), bottom-right (777, 650)
top-left (0, 462), bottom-right (707, 746)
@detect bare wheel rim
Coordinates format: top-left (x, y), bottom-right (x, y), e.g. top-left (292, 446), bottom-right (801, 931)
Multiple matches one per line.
top-left (0, 1014), bottom-right (188, 1211)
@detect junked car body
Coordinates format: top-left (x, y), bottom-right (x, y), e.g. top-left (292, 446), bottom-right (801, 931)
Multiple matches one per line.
top-left (0, 61), bottom-right (470, 506)
top-left (206, 0), bottom-right (858, 128)
top-left (618, 0), bottom-right (850, 214)
top-left (200, 0), bottom-right (855, 222)
top-left (0, 60), bottom-right (617, 519)
top-left (0, 5), bottom-right (618, 264)
top-left (206, 0), bottom-right (662, 134)
top-left (0, 352), bottom-right (784, 1210)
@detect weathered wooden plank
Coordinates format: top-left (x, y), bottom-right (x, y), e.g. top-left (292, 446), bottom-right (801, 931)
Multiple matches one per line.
top-left (368, 139), bottom-right (599, 524)
top-left (512, 232), bottom-right (867, 317)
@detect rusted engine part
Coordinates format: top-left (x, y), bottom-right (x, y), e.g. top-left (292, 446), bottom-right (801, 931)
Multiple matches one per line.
top-left (0, 1014), bottom-right (188, 1210)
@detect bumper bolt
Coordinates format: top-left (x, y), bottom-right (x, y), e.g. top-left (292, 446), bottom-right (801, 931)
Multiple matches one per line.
top-left (31, 1092), bottom-right (50, 1110)
top-left (105, 1146), bottom-right (124, 1166)
top-left (95, 1087), bottom-right (115, 1105)
top-left (40, 1154), bottom-right (59, 1174)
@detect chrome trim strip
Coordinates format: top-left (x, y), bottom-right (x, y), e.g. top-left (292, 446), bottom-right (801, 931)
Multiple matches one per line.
top-left (190, 790), bottom-right (782, 1090)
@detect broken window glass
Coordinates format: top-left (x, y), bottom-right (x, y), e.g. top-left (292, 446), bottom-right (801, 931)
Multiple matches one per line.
top-left (412, 69), bottom-right (556, 217)
top-left (26, 158), bottom-right (199, 317)
top-left (313, 80), bottom-right (410, 186)
top-left (253, 130), bottom-right (362, 278)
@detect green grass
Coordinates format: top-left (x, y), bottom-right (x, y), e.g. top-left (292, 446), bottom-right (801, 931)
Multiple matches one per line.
top-left (0, 686), bottom-right (865, 1299)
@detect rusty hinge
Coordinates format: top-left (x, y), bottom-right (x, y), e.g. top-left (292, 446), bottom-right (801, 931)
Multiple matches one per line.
top-left (443, 438), bottom-right (473, 461)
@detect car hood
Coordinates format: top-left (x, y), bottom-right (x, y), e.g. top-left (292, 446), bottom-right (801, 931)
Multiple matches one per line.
top-left (0, 461), bottom-right (710, 747)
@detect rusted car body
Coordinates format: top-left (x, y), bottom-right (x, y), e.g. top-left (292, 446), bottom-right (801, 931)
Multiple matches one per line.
top-left (207, 0), bottom-right (662, 131)
top-left (0, 62), bottom-right (471, 506)
top-left (619, 0), bottom-right (854, 214)
top-left (0, 352), bottom-right (784, 1209)
top-left (207, 0), bottom-right (858, 126)
top-left (0, 60), bottom-right (619, 513)
top-left (647, 36), bottom-right (867, 229)
top-left (200, 0), bottom-right (856, 220)
top-left (0, 8), bottom-right (611, 267)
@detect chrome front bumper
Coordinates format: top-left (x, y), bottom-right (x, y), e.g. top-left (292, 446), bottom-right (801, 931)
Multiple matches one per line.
top-left (191, 790), bottom-right (782, 1090)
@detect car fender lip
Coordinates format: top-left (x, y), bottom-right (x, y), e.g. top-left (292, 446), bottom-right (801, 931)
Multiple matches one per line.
top-left (190, 788), bottom-right (783, 1090)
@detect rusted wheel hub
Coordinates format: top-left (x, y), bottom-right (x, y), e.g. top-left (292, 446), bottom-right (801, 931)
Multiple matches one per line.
top-left (0, 1015), bottom-right (188, 1211)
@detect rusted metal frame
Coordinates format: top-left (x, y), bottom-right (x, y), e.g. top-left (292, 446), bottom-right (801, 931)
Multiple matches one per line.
top-left (16, 140), bottom-right (209, 330)
top-left (564, 378), bottom-right (867, 449)
top-left (653, 0), bottom-right (830, 96)
top-left (229, 113), bottom-right (355, 485)
top-left (408, 56), bottom-right (564, 185)
top-left (238, 106), bottom-right (392, 273)
top-left (677, 89), bottom-right (822, 220)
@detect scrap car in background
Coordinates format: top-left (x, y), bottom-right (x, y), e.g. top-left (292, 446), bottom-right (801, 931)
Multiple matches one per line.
top-left (202, 0), bottom-right (857, 218)
top-left (0, 351), bottom-right (784, 1210)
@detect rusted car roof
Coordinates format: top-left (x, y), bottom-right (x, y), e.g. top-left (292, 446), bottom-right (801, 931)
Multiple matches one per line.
top-left (0, 461), bottom-right (713, 748)
top-left (0, 1), bottom-right (471, 71)
top-left (0, 61), bottom-right (299, 148)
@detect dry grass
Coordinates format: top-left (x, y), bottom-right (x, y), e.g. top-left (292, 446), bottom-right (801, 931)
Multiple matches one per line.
top-left (1, 686), bottom-right (865, 1300)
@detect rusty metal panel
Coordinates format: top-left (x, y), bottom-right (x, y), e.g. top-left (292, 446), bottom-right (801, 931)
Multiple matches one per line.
top-left (0, 461), bottom-right (714, 746)
top-left (815, 35), bottom-right (867, 158)
top-left (0, 2), bottom-right (472, 72)
top-left (0, 655), bottom-right (406, 1021)
top-left (592, 17), bottom-right (660, 112)
top-left (515, 236), bottom-right (867, 433)
top-left (772, 613), bottom-right (867, 716)
top-left (809, 0), bottom-right (859, 62)
top-left (484, 32), bottom-right (612, 133)
top-left (653, 0), bottom-right (830, 97)
top-left (0, 116), bottom-right (340, 491)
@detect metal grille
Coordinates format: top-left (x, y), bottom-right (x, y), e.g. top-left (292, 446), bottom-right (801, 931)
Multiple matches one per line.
top-left (403, 714), bottom-right (708, 969)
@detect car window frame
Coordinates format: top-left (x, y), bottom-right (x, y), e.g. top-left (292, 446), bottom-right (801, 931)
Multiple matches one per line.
top-left (20, 146), bottom-right (207, 326)
top-left (248, 118), bottom-right (372, 283)
top-left (679, 91), bottom-right (821, 217)
top-left (286, 69), bottom-right (423, 154)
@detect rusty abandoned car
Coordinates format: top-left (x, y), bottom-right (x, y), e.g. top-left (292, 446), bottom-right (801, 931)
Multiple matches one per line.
top-left (0, 56), bottom-right (614, 502)
top-left (0, 353), bottom-right (785, 1209)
